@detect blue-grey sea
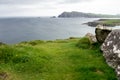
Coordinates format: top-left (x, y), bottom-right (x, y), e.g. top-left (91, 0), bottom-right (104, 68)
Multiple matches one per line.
top-left (0, 17), bottom-right (103, 44)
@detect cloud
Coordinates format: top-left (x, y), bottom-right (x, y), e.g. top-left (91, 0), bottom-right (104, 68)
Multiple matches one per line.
top-left (60, 0), bottom-right (93, 4)
top-left (0, 0), bottom-right (93, 5)
top-left (0, 0), bottom-right (51, 5)
top-left (0, 0), bottom-right (59, 17)
top-left (0, 0), bottom-right (119, 17)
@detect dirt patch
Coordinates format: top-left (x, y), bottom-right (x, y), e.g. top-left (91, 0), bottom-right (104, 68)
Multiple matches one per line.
top-left (0, 72), bottom-right (8, 80)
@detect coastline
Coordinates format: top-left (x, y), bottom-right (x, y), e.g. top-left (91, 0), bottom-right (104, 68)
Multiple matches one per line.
top-left (85, 19), bottom-right (120, 27)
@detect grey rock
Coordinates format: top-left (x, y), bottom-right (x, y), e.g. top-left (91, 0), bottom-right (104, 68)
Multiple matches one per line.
top-left (85, 33), bottom-right (97, 44)
top-left (95, 25), bottom-right (112, 43)
top-left (101, 29), bottom-right (120, 79)
top-left (85, 22), bottom-right (99, 27)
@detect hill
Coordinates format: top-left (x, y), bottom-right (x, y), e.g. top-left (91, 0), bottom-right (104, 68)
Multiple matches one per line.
top-left (58, 11), bottom-right (120, 18)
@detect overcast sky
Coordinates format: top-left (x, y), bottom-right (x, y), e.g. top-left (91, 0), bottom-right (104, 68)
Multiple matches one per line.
top-left (0, 0), bottom-right (120, 17)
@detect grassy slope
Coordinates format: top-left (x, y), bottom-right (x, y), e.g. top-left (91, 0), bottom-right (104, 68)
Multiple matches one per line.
top-left (0, 38), bottom-right (117, 80)
top-left (99, 19), bottom-right (120, 26)
top-left (95, 19), bottom-right (120, 27)
top-left (86, 19), bottom-right (120, 27)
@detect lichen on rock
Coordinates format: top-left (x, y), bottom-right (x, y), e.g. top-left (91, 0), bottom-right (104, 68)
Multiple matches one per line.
top-left (101, 29), bottom-right (120, 79)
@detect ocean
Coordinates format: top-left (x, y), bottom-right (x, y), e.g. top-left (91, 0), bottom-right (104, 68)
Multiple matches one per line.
top-left (0, 17), bottom-right (98, 44)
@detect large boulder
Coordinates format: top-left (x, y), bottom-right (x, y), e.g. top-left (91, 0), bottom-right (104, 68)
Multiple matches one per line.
top-left (95, 25), bottom-right (112, 43)
top-left (101, 29), bottom-right (120, 79)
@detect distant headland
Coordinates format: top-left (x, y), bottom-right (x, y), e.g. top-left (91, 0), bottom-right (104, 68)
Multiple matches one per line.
top-left (58, 11), bottom-right (120, 18)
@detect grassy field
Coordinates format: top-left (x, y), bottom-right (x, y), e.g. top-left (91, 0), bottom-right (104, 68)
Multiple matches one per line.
top-left (86, 19), bottom-right (120, 27)
top-left (99, 19), bottom-right (120, 26)
top-left (0, 37), bottom-right (117, 80)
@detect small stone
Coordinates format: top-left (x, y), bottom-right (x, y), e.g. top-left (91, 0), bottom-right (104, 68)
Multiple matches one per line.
top-left (85, 33), bottom-right (97, 44)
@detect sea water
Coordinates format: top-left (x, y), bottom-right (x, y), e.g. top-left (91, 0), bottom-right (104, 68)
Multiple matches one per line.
top-left (0, 17), bottom-right (98, 44)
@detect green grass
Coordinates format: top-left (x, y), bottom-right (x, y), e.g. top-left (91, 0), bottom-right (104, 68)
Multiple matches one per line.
top-left (0, 37), bottom-right (117, 80)
top-left (98, 19), bottom-right (120, 26)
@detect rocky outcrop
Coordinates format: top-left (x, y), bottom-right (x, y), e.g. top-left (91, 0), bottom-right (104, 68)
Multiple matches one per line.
top-left (101, 29), bottom-right (120, 79)
top-left (85, 22), bottom-right (99, 27)
top-left (85, 33), bottom-right (97, 44)
top-left (95, 25), bottom-right (112, 43)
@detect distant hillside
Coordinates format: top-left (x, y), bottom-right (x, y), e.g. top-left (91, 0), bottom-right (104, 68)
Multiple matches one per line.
top-left (58, 11), bottom-right (120, 18)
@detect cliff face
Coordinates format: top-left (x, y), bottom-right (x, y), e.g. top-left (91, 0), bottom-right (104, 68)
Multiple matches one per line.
top-left (58, 11), bottom-right (120, 18)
